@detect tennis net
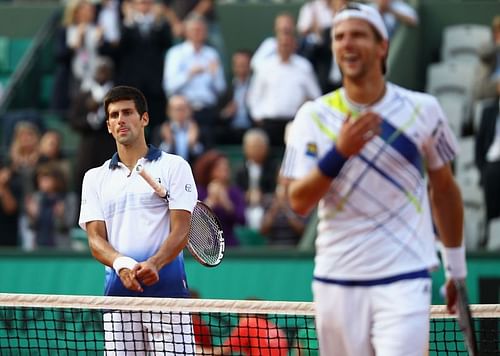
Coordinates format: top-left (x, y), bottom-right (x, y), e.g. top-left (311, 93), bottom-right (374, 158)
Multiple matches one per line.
top-left (0, 293), bottom-right (499, 355)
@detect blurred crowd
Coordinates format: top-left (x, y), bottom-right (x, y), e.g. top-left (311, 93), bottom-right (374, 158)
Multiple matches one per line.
top-left (15, 0), bottom-right (500, 252)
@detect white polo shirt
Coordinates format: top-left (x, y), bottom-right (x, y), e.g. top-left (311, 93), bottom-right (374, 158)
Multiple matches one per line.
top-left (247, 53), bottom-right (322, 121)
top-left (79, 145), bottom-right (197, 297)
top-left (282, 83), bottom-right (458, 282)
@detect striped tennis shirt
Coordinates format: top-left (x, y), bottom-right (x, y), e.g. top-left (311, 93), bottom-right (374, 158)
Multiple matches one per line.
top-left (281, 83), bottom-right (458, 282)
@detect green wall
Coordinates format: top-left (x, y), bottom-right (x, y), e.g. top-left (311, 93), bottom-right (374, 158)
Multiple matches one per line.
top-left (0, 3), bottom-right (59, 38)
top-left (1, 249), bottom-right (500, 305)
top-left (217, 3), bottom-right (300, 59)
top-left (0, 249), bottom-right (315, 301)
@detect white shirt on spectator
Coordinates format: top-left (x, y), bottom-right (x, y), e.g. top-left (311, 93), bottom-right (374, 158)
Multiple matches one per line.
top-left (247, 53), bottom-right (321, 121)
top-left (251, 37), bottom-right (277, 72)
top-left (163, 41), bottom-right (226, 110)
top-left (297, 0), bottom-right (333, 35)
top-left (371, 1), bottom-right (419, 38)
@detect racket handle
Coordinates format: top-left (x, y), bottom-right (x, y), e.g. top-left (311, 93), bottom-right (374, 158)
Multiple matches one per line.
top-left (136, 165), bottom-right (167, 198)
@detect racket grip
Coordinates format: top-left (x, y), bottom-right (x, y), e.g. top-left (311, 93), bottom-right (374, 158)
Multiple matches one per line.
top-left (136, 166), bottom-right (167, 198)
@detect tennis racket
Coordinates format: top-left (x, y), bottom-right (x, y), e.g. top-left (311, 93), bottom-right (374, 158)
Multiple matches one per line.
top-left (136, 165), bottom-right (225, 267)
top-left (454, 279), bottom-right (478, 356)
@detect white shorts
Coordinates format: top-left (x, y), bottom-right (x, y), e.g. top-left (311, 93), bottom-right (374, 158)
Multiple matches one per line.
top-left (313, 277), bottom-right (431, 356)
top-left (103, 311), bottom-right (196, 355)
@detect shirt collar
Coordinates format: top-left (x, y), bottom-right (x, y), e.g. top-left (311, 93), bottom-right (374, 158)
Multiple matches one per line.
top-left (108, 144), bottom-right (162, 170)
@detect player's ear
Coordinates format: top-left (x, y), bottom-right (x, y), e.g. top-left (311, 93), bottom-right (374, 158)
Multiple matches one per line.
top-left (378, 40), bottom-right (389, 61)
top-left (106, 119), bottom-right (112, 134)
top-left (141, 112), bottom-right (150, 127)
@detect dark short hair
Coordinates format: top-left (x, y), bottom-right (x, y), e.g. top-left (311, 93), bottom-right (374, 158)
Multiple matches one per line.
top-left (103, 86), bottom-right (148, 120)
top-left (233, 48), bottom-right (253, 60)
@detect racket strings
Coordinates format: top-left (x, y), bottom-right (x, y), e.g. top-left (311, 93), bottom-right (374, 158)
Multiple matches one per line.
top-left (188, 204), bottom-right (223, 266)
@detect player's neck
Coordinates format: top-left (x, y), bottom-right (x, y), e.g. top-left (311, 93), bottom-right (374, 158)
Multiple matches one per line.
top-left (343, 76), bottom-right (386, 107)
top-left (117, 142), bottom-right (149, 169)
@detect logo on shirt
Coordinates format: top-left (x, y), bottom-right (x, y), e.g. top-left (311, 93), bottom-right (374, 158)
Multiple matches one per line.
top-left (306, 142), bottom-right (318, 157)
top-left (185, 184), bottom-right (192, 192)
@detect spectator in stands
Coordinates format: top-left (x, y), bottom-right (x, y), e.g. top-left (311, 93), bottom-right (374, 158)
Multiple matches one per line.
top-left (235, 129), bottom-right (279, 230)
top-left (103, 0), bottom-right (172, 136)
top-left (8, 121), bottom-right (41, 199)
top-left (474, 15), bottom-right (500, 101)
top-left (251, 12), bottom-right (296, 73)
top-left (247, 31), bottom-right (321, 146)
top-left (193, 150), bottom-right (245, 247)
top-left (298, 0), bottom-right (348, 93)
top-left (69, 56), bottom-right (116, 199)
top-left (51, 0), bottom-right (101, 113)
top-left (66, 0), bottom-right (104, 96)
top-left (0, 160), bottom-right (23, 247)
top-left (370, 0), bottom-right (419, 39)
top-left (162, 0), bottom-right (227, 66)
top-left (97, 0), bottom-right (121, 46)
top-left (475, 76), bottom-right (500, 246)
top-left (157, 94), bottom-right (204, 164)
top-left (8, 121), bottom-right (41, 250)
top-left (217, 49), bottom-right (254, 145)
top-left (297, 0), bottom-right (334, 44)
top-left (163, 15), bottom-right (226, 148)
top-left (38, 129), bottom-right (72, 189)
top-left (25, 162), bottom-right (78, 249)
top-left (260, 177), bottom-right (308, 247)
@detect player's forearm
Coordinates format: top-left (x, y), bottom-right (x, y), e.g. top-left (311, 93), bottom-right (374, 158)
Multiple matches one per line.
top-left (88, 234), bottom-right (120, 268)
top-left (148, 226), bottom-right (189, 270)
top-left (288, 168), bottom-right (332, 216)
top-left (430, 179), bottom-right (464, 248)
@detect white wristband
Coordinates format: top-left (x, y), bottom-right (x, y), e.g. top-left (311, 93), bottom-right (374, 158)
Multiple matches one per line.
top-left (113, 256), bottom-right (138, 275)
top-left (441, 245), bottom-right (467, 280)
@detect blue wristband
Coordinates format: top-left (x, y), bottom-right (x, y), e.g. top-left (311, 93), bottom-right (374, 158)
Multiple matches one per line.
top-left (318, 146), bottom-right (348, 178)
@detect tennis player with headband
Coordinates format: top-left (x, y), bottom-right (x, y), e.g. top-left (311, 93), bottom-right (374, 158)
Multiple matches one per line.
top-left (281, 3), bottom-right (467, 355)
top-left (78, 85), bottom-right (198, 354)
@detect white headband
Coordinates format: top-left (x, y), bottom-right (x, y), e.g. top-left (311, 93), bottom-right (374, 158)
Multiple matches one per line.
top-left (332, 2), bottom-right (389, 41)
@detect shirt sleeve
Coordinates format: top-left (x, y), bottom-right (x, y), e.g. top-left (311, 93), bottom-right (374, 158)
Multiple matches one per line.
top-left (281, 101), bottom-right (322, 179)
top-left (421, 97), bottom-right (459, 170)
top-left (78, 169), bottom-right (105, 230)
top-left (166, 156), bottom-right (198, 212)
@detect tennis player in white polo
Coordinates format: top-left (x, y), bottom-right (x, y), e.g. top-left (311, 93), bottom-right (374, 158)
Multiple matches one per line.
top-left (281, 3), bottom-right (467, 355)
top-left (79, 86), bottom-right (198, 355)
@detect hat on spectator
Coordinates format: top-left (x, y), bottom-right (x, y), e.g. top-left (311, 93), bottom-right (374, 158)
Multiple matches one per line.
top-left (332, 2), bottom-right (389, 41)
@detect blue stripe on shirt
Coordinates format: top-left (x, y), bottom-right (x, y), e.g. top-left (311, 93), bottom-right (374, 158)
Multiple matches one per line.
top-left (313, 269), bottom-right (430, 286)
top-left (379, 119), bottom-right (424, 176)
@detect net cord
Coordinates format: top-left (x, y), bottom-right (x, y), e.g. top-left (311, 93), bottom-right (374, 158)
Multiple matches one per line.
top-left (0, 293), bottom-right (499, 318)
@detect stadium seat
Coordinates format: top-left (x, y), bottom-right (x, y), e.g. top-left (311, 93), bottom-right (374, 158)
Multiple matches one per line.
top-left (455, 137), bottom-right (484, 250)
top-left (441, 24), bottom-right (492, 64)
top-left (455, 137), bottom-right (477, 180)
top-left (40, 73), bottom-right (54, 108)
top-left (0, 73), bottom-right (9, 87)
top-left (426, 61), bottom-right (477, 136)
top-left (8, 38), bottom-right (32, 72)
top-left (464, 205), bottom-right (486, 251)
top-left (486, 218), bottom-right (500, 251)
top-left (70, 227), bottom-right (89, 251)
top-left (0, 36), bottom-right (9, 73)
